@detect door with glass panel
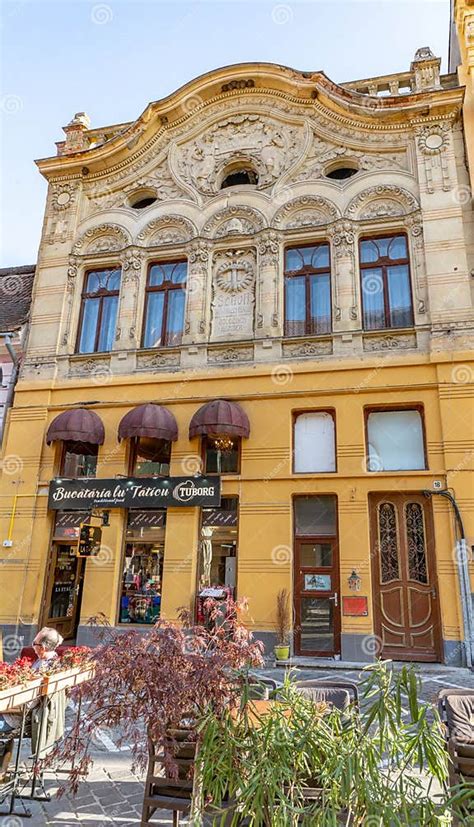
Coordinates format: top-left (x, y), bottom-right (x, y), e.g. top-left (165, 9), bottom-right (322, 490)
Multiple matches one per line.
top-left (293, 496), bottom-right (340, 656)
top-left (370, 492), bottom-right (441, 662)
top-left (42, 544), bottom-right (85, 640)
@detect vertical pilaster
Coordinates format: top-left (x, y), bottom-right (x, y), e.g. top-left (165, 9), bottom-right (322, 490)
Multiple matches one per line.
top-left (183, 240), bottom-right (210, 344)
top-left (256, 230), bottom-right (281, 337)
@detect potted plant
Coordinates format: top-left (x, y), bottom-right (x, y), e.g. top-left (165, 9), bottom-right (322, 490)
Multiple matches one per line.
top-left (45, 598), bottom-right (264, 792)
top-left (193, 662), bottom-right (472, 826)
top-left (274, 588), bottom-right (291, 661)
top-left (0, 657), bottom-right (43, 711)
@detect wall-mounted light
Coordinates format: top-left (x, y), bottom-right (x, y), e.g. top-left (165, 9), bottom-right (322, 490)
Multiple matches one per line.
top-left (348, 570), bottom-right (361, 592)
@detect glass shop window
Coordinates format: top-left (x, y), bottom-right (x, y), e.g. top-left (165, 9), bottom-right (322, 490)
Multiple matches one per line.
top-left (198, 498), bottom-right (238, 593)
top-left (294, 411), bottom-right (336, 473)
top-left (119, 510), bottom-right (166, 625)
top-left (366, 409), bottom-right (426, 471)
top-left (61, 442), bottom-right (98, 478)
top-left (131, 437), bottom-right (171, 477)
top-left (203, 436), bottom-right (240, 474)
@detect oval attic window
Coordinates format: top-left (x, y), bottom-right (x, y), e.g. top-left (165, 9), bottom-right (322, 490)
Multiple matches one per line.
top-left (221, 169), bottom-right (258, 189)
top-left (325, 166), bottom-right (358, 181)
top-left (130, 196), bottom-right (157, 209)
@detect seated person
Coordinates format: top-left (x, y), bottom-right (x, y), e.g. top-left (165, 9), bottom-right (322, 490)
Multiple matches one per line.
top-left (0, 626), bottom-right (63, 781)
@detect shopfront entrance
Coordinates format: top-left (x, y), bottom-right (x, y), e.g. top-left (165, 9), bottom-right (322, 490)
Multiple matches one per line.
top-left (370, 492), bottom-right (442, 662)
top-left (293, 496), bottom-right (340, 657)
top-left (41, 543), bottom-right (85, 641)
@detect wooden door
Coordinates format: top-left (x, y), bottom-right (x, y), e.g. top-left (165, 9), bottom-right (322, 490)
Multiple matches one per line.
top-left (370, 493), bottom-right (442, 662)
top-left (41, 544), bottom-right (85, 640)
top-left (294, 538), bottom-right (341, 656)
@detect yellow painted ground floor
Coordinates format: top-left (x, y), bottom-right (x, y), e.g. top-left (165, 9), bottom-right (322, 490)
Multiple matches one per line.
top-left (0, 351), bottom-right (472, 665)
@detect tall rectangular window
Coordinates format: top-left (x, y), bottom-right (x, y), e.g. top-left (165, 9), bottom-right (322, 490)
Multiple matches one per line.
top-left (142, 260), bottom-right (187, 348)
top-left (366, 409), bottom-right (426, 471)
top-left (77, 268), bottom-right (121, 353)
top-left (284, 244), bottom-right (331, 337)
top-left (294, 411), bottom-right (336, 473)
top-left (360, 234), bottom-right (413, 330)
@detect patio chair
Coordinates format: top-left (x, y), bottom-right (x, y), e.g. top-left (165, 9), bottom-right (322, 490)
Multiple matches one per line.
top-left (294, 679), bottom-right (359, 711)
top-left (437, 688), bottom-right (474, 786)
top-left (141, 723), bottom-right (196, 826)
top-left (246, 675), bottom-right (278, 700)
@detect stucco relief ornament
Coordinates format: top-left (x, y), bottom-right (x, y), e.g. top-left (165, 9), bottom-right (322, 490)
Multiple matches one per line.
top-left (415, 124), bottom-right (451, 193)
top-left (51, 182), bottom-right (78, 211)
top-left (73, 224), bottom-right (130, 255)
top-left (137, 215), bottom-right (196, 247)
top-left (258, 231), bottom-right (280, 267)
top-left (328, 220), bottom-right (354, 259)
top-left (175, 115), bottom-right (303, 195)
top-left (202, 206), bottom-right (265, 239)
top-left (122, 248), bottom-right (142, 280)
top-left (345, 186), bottom-right (419, 220)
top-left (274, 196), bottom-right (339, 229)
top-left (215, 252), bottom-right (254, 293)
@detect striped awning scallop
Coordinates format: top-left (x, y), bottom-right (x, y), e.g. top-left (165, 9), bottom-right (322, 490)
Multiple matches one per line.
top-left (189, 399), bottom-right (250, 439)
top-left (118, 403), bottom-right (178, 443)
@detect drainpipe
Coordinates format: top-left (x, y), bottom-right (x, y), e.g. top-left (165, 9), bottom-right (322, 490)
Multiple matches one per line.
top-left (0, 332), bottom-right (19, 446)
top-left (423, 489), bottom-right (473, 670)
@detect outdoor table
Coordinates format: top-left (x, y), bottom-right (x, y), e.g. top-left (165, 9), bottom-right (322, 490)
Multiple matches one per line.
top-left (0, 677), bottom-right (44, 818)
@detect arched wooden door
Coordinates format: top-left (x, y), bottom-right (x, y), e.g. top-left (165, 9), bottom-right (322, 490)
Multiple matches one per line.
top-left (370, 492), bottom-right (442, 662)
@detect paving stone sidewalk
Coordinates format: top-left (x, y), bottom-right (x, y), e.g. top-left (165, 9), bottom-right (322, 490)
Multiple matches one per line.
top-left (1, 663), bottom-right (473, 826)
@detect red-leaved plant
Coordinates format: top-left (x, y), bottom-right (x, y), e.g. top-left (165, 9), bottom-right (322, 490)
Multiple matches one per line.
top-left (0, 656), bottom-right (36, 691)
top-left (45, 598), bottom-right (264, 794)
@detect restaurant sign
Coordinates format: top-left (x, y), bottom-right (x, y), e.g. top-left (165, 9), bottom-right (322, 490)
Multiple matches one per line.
top-left (48, 476), bottom-right (221, 510)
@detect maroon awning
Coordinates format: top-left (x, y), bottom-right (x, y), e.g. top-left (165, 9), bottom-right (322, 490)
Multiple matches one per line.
top-left (118, 403), bottom-right (178, 443)
top-left (46, 408), bottom-right (105, 447)
top-left (189, 399), bottom-right (250, 439)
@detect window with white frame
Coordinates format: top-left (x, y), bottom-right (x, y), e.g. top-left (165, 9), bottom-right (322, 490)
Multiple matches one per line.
top-left (294, 411), bottom-right (336, 473)
top-left (366, 409), bottom-right (425, 472)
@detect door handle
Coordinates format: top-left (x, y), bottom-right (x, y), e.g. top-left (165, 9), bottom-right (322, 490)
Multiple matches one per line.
top-left (430, 586), bottom-right (437, 599)
top-left (328, 592), bottom-right (338, 608)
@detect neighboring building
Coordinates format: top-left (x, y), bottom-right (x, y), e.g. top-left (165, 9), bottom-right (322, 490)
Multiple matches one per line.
top-left (0, 49), bottom-right (473, 665)
top-left (0, 265), bottom-right (35, 443)
top-left (450, 0), bottom-right (474, 191)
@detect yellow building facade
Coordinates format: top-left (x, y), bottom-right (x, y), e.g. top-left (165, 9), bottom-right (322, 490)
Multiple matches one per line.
top-left (0, 51), bottom-right (473, 665)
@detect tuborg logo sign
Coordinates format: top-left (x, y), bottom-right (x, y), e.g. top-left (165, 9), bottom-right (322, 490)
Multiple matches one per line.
top-left (48, 476), bottom-right (221, 510)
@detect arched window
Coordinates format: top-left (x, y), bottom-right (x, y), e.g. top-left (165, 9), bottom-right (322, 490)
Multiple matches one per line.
top-left (77, 268), bottom-right (121, 353)
top-left (284, 244), bottom-right (332, 337)
top-left (359, 234), bottom-right (413, 330)
top-left (294, 411), bottom-right (336, 473)
top-left (142, 260), bottom-right (187, 348)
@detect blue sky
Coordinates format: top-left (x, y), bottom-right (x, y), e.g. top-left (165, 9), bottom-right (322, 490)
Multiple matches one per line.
top-left (1, 0), bottom-right (451, 267)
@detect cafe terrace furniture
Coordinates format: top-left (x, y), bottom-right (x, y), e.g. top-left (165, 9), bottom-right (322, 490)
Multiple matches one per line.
top-left (0, 664), bottom-right (94, 818)
top-left (437, 688), bottom-right (474, 787)
top-left (294, 679), bottom-right (359, 711)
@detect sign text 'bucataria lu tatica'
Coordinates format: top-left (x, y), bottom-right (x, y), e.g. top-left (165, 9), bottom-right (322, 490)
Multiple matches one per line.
top-left (48, 476), bottom-right (221, 510)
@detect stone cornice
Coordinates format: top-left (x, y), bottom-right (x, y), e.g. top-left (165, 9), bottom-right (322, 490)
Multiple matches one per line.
top-left (35, 62), bottom-right (465, 183)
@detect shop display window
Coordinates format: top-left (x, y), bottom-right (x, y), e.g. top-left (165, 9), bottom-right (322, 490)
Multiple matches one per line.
top-left (203, 436), bottom-right (240, 474)
top-left (61, 442), bottom-right (98, 478)
top-left (198, 497), bottom-right (238, 593)
top-left (131, 437), bottom-right (171, 477)
top-left (119, 511), bottom-right (166, 625)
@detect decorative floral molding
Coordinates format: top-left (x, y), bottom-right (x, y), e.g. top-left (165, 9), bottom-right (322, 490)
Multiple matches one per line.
top-left (207, 346), bottom-right (254, 363)
top-left (345, 186), bottom-right (419, 220)
top-left (282, 339), bottom-right (333, 358)
top-left (202, 206), bottom-right (266, 239)
top-left (273, 195), bottom-right (340, 229)
top-left (73, 223), bottom-right (131, 255)
top-left (362, 333), bottom-right (417, 352)
top-left (136, 215), bottom-right (197, 246)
